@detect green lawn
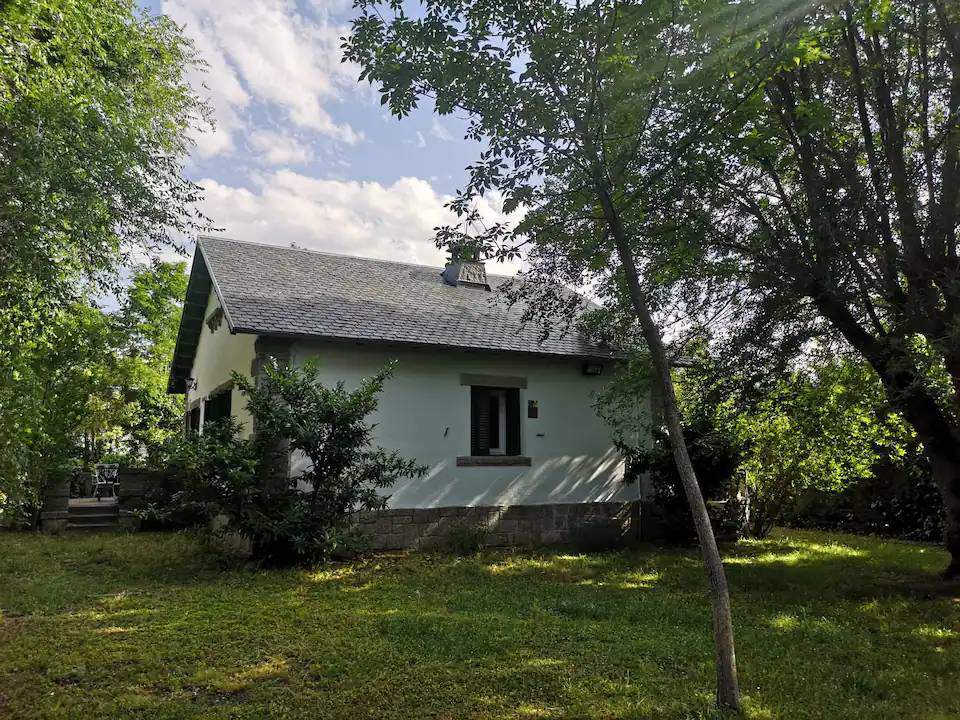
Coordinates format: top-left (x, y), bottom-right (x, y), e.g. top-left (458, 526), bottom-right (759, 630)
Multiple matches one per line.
top-left (0, 530), bottom-right (957, 719)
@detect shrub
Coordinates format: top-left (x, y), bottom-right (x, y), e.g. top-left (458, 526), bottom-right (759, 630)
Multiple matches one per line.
top-left (144, 361), bottom-right (427, 565)
top-left (232, 360), bottom-right (427, 563)
top-left (632, 417), bottom-right (745, 545)
top-left (443, 525), bottom-right (489, 555)
top-left (789, 448), bottom-right (943, 542)
top-left (138, 419), bottom-right (260, 530)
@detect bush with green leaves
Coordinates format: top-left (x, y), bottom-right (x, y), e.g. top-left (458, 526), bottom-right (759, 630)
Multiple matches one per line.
top-left (631, 420), bottom-right (745, 545)
top-left (139, 419), bottom-right (260, 530)
top-left (720, 359), bottom-right (911, 538)
top-left (789, 448), bottom-right (943, 543)
top-left (148, 361), bottom-right (426, 565)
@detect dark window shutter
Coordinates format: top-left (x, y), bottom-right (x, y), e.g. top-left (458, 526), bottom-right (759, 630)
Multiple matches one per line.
top-left (505, 388), bottom-right (521, 455)
top-left (204, 389), bottom-right (232, 424)
top-left (471, 387), bottom-right (491, 455)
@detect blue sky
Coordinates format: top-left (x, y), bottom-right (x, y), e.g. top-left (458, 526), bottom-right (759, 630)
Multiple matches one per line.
top-left (139, 0), bottom-right (517, 270)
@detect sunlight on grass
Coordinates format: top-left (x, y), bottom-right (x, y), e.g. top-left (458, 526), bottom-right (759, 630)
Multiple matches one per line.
top-left (487, 554), bottom-right (587, 574)
top-left (617, 570), bottom-right (660, 589)
top-left (78, 607), bottom-right (156, 623)
top-left (1, 529), bottom-right (957, 720)
top-left (99, 625), bottom-right (132, 635)
top-left (305, 565), bottom-right (359, 583)
top-left (914, 625), bottom-right (957, 640)
top-left (728, 539), bottom-right (867, 567)
top-left (769, 612), bottom-right (799, 631)
top-left (197, 657), bottom-right (290, 694)
top-left (523, 658), bottom-right (567, 669)
top-left (515, 703), bottom-right (554, 717)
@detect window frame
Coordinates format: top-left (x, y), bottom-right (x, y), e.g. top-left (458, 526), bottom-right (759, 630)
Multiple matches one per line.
top-left (202, 381), bottom-right (233, 427)
top-left (464, 381), bottom-right (528, 465)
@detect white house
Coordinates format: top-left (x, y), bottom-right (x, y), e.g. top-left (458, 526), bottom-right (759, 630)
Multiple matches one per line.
top-left (168, 236), bottom-right (649, 547)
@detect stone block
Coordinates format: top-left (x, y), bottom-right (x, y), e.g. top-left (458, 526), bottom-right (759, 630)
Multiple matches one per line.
top-left (401, 525), bottom-right (422, 547)
top-left (413, 508), bottom-right (439, 523)
top-left (40, 511), bottom-right (69, 534)
top-left (375, 518), bottom-right (392, 534)
top-left (418, 535), bottom-right (445, 550)
top-left (543, 529), bottom-right (566, 544)
top-left (486, 532), bottom-right (511, 547)
top-left (498, 518), bottom-right (518, 533)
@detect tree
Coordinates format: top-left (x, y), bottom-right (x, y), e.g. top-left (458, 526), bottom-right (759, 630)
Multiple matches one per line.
top-left (715, 358), bottom-right (910, 538)
top-left (0, 0), bottom-right (209, 368)
top-left (0, 299), bottom-right (115, 525)
top-left (0, 0), bottom-right (207, 525)
top-left (690, 0), bottom-right (960, 576)
top-left (0, 262), bottom-right (188, 527)
top-left (113, 261), bottom-right (189, 461)
top-left (345, 0), bottom-right (750, 709)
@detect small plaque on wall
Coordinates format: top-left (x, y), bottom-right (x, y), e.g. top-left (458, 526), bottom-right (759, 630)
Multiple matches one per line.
top-left (527, 400), bottom-right (539, 418)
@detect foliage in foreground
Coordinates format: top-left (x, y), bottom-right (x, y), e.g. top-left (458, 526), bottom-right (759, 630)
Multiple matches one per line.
top-left (0, 529), bottom-right (956, 720)
top-left (0, 0), bottom-right (206, 527)
top-left (0, 0), bottom-right (208, 344)
top-left (0, 262), bottom-right (187, 528)
top-left (148, 362), bottom-right (426, 564)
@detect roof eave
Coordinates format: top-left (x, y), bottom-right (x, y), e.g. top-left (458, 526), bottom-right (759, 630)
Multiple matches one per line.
top-left (166, 240), bottom-right (239, 394)
top-left (237, 328), bottom-right (626, 363)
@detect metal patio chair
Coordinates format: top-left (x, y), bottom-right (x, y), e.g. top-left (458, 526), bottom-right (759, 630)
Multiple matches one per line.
top-left (93, 463), bottom-right (119, 500)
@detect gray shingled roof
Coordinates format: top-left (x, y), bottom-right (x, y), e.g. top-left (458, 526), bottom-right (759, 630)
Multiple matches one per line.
top-left (168, 236), bottom-right (617, 392)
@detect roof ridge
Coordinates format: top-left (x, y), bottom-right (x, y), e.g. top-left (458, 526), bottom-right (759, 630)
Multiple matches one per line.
top-left (196, 234), bottom-right (520, 281)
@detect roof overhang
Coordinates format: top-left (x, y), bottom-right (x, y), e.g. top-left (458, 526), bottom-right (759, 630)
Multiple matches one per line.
top-left (166, 243), bottom-right (236, 394)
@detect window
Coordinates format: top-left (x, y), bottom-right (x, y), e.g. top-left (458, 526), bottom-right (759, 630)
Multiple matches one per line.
top-left (203, 386), bottom-right (232, 425)
top-left (470, 386), bottom-right (521, 456)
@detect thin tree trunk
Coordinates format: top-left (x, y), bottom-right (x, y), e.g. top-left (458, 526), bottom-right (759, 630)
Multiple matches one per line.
top-left (597, 191), bottom-right (742, 711)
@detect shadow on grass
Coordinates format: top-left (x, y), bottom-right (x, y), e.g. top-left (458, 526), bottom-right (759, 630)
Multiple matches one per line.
top-left (2, 528), bottom-right (957, 720)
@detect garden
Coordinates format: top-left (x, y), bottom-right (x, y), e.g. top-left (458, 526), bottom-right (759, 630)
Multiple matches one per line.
top-left (3, 0), bottom-right (960, 717)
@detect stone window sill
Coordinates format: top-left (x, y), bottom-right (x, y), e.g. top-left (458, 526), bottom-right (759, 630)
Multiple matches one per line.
top-left (456, 455), bottom-right (532, 467)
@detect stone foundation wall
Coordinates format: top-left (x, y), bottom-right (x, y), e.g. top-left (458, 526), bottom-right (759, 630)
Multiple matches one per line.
top-left (117, 468), bottom-right (161, 512)
top-left (356, 501), bottom-right (637, 551)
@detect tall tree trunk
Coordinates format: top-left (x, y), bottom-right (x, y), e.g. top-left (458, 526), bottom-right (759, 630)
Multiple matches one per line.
top-left (925, 443), bottom-right (960, 579)
top-left (811, 290), bottom-right (960, 576)
top-left (598, 191), bottom-right (742, 711)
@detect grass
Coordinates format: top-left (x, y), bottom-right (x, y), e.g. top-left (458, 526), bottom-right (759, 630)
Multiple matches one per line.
top-left (0, 529), bottom-right (957, 719)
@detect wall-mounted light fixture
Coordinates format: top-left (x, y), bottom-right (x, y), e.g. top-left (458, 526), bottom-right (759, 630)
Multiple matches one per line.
top-left (185, 377), bottom-right (198, 392)
top-left (581, 362), bottom-right (604, 376)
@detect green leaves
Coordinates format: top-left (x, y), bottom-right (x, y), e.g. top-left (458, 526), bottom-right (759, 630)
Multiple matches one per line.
top-left (0, 261), bottom-right (188, 527)
top-left (0, 0), bottom-right (210, 370)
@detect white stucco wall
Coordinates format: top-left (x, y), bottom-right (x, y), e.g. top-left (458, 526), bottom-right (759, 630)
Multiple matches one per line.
top-left (185, 291), bottom-right (257, 437)
top-left (291, 341), bottom-right (646, 508)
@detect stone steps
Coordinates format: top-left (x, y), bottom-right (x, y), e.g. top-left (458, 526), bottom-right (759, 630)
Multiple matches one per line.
top-left (68, 502), bottom-right (119, 532)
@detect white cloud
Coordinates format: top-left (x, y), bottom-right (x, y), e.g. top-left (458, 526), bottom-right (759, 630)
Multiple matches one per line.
top-left (164, 0), bottom-right (362, 155)
top-left (249, 130), bottom-right (314, 165)
top-left (196, 171), bottom-right (521, 273)
top-left (430, 119), bottom-right (454, 141)
top-left (403, 131), bottom-right (428, 149)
